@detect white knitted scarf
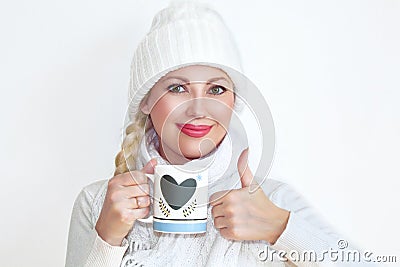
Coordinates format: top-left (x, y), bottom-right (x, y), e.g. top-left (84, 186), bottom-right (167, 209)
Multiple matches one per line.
top-left (96, 121), bottom-right (282, 266)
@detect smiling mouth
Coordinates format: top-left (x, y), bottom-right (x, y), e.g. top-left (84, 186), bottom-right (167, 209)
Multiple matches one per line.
top-left (176, 123), bottom-right (213, 138)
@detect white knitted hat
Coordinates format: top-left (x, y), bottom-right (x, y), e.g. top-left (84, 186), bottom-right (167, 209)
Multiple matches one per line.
top-left (127, 0), bottom-right (250, 121)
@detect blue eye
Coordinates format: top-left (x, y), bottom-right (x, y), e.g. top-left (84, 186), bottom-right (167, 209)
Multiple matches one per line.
top-left (209, 86), bottom-right (226, 95)
top-left (168, 84), bottom-right (186, 94)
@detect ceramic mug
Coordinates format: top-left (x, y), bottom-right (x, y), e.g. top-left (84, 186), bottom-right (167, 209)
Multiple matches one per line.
top-left (138, 165), bottom-right (208, 234)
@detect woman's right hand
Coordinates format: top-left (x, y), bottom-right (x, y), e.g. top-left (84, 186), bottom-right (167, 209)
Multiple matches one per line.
top-left (95, 158), bottom-right (157, 246)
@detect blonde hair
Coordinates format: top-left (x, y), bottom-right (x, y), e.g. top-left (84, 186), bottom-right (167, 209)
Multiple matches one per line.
top-left (114, 108), bottom-right (149, 176)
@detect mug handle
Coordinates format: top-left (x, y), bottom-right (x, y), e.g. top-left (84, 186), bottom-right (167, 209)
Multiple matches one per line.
top-left (137, 173), bottom-right (154, 224)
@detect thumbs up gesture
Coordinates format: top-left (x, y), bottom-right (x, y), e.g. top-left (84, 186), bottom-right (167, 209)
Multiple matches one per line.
top-left (209, 148), bottom-right (290, 244)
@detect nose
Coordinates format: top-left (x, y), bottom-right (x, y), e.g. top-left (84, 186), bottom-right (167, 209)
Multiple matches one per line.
top-left (185, 97), bottom-right (206, 118)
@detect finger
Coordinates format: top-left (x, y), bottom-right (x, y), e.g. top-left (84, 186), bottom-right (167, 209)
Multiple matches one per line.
top-left (209, 190), bottom-right (230, 206)
top-left (220, 227), bottom-right (235, 240)
top-left (126, 197), bottom-right (139, 209)
top-left (116, 158), bottom-right (157, 186)
top-left (213, 216), bottom-right (228, 229)
top-left (141, 158), bottom-right (157, 174)
top-left (123, 184), bottom-right (150, 198)
top-left (211, 204), bottom-right (225, 219)
top-left (237, 148), bottom-right (261, 193)
top-left (136, 195), bottom-right (150, 208)
top-left (127, 169), bottom-right (153, 185)
top-left (237, 148), bottom-right (254, 188)
top-left (113, 171), bottom-right (146, 186)
top-left (127, 207), bottom-right (149, 219)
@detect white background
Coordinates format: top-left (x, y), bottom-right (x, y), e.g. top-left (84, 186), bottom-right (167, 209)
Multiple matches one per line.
top-left (1, 0), bottom-right (399, 266)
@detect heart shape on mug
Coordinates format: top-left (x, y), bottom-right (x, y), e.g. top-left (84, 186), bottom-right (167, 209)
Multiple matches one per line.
top-left (160, 174), bottom-right (197, 210)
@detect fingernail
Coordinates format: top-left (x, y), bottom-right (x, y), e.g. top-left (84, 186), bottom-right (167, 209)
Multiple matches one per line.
top-left (150, 158), bottom-right (157, 168)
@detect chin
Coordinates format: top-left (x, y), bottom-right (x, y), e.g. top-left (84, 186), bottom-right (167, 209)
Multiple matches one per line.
top-left (178, 136), bottom-right (222, 159)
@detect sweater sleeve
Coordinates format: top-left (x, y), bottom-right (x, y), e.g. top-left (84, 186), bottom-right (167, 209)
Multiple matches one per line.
top-left (65, 187), bottom-right (129, 267)
top-left (267, 181), bottom-right (378, 266)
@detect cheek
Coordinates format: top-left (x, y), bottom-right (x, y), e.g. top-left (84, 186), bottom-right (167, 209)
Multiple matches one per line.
top-left (150, 97), bottom-right (179, 132)
top-left (210, 96), bottom-right (235, 129)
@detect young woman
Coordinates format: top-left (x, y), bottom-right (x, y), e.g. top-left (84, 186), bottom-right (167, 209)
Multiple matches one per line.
top-left (66, 1), bottom-right (367, 266)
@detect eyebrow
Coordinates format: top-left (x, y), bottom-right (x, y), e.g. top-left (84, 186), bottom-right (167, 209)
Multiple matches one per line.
top-left (160, 76), bottom-right (189, 83)
top-left (160, 75), bottom-right (232, 85)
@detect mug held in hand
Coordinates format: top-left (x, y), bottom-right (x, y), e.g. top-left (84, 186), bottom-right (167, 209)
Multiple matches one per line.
top-left (138, 165), bottom-right (208, 234)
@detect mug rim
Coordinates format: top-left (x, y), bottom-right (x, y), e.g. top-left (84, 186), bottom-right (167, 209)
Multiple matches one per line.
top-left (154, 164), bottom-right (209, 174)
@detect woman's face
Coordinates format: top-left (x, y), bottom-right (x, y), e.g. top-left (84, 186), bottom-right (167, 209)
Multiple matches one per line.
top-left (140, 65), bottom-right (235, 164)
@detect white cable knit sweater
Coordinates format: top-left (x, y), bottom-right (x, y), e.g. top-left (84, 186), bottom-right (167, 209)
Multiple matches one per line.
top-left (66, 125), bottom-right (368, 267)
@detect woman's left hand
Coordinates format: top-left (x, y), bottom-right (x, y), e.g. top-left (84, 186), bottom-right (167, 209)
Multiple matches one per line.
top-left (209, 148), bottom-right (290, 244)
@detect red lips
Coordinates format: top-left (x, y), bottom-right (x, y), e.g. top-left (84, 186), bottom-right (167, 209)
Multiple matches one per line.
top-left (176, 123), bottom-right (213, 138)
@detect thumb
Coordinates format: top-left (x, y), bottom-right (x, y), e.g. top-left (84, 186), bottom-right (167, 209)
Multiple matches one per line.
top-left (237, 148), bottom-right (253, 188)
top-left (141, 158), bottom-right (157, 174)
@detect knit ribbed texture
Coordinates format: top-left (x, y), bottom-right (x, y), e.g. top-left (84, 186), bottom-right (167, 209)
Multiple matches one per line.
top-left (85, 232), bottom-right (129, 267)
top-left (270, 212), bottom-right (329, 255)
